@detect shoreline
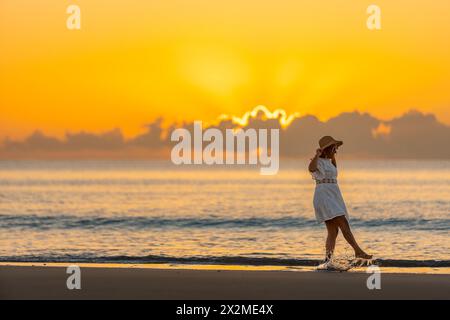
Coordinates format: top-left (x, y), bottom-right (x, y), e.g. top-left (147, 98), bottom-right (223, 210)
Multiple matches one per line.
top-left (1, 261), bottom-right (450, 274)
top-left (1, 264), bottom-right (449, 299)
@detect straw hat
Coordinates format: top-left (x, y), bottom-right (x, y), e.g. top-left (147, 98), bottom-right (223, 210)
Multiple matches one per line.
top-left (319, 136), bottom-right (343, 150)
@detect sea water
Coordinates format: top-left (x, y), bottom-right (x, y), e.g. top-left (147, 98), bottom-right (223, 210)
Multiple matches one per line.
top-left (0, 160), bottom-right (449, 267)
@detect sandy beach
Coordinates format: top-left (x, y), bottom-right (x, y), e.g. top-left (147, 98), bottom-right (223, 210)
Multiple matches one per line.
top-left (1, 265), bottom-right (449, 300)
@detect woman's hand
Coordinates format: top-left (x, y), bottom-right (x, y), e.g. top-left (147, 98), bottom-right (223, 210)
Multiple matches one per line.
top-left (316, 148), bottom-right (323, 157)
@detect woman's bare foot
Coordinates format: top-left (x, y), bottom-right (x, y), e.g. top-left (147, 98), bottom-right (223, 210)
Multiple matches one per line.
top-left (324, 252), bottom-right (333, 263)
top-left (355, 251), bottom-right (372, 259)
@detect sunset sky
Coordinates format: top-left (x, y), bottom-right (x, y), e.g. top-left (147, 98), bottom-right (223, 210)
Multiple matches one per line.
top-left (1, 0), bottom-right (450, 140)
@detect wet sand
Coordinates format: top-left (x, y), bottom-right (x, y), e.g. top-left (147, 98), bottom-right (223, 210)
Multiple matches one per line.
top-left (1, 265), bottom-right (449, 299)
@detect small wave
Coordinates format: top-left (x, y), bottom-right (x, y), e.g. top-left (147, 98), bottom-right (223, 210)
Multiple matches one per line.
top-left (0, 254), bottom-right (449, 268)
top-left (0, 214), bottom-right (449, 231)
top-left (0, 214), bottom-right (316, 230)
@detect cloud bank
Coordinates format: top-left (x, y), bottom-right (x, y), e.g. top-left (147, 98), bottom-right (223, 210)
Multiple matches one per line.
top-left (1, 108), bottom-right (449, 159)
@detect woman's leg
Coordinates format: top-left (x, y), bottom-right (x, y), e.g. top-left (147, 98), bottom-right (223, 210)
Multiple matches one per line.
top-left (334, 216), bottom-right (372, 259)
top-left (324, 219), bottom-right (339, 261)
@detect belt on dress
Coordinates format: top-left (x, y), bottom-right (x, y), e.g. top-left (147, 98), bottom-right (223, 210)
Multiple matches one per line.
top-left (315, 178), bottom-right (337, 184)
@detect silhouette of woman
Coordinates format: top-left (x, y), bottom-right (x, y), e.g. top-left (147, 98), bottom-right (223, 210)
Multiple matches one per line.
top-left (308, 136), bottom-right (372, 263)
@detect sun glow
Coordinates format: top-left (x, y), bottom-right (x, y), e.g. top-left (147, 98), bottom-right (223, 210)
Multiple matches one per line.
top-left (218, 105), bottom-right (300, 128)
top-left (1, 0), bottom-right (450, 140)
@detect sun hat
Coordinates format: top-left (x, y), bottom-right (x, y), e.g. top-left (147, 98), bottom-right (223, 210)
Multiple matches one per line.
top-left (318, 136), bottom-right (343, 150)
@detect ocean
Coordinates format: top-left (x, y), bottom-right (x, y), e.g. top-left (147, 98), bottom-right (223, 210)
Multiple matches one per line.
top-left (0, 160), bottom-right (449, 268)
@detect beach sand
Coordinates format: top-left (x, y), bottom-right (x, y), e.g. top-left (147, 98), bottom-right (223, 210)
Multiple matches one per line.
top-left (1, 265), bottom-right (449, 300)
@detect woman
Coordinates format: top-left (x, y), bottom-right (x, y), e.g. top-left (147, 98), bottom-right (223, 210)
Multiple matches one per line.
top-left (308, 136), bottom-right (372, 263)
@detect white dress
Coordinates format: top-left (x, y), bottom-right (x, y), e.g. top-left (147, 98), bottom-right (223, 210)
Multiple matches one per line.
top-left (311, 158), bottom-right (349, 223)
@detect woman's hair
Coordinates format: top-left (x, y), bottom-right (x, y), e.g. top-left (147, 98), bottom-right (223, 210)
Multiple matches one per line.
top-left (321, 145), bottom-right (335, 157)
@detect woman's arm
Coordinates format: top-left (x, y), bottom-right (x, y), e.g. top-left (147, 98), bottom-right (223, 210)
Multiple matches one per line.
top-left (308, 149), bottom-right (323, 172)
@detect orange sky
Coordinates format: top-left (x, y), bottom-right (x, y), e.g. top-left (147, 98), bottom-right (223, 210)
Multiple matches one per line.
top-left (1, 0), bottom-right (450, 139)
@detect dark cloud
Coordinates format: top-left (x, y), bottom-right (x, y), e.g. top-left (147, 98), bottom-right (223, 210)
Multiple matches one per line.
top-left (2, 131), bottom-right (63, 151)
top-left (129, 118), bottom-right (167, 149)
top-left (382, 110), bottom-right (450, 158)
top-left (1, 110), bottom-right (449, 159)
top-left (65, 128), bottom-right (125, 150)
